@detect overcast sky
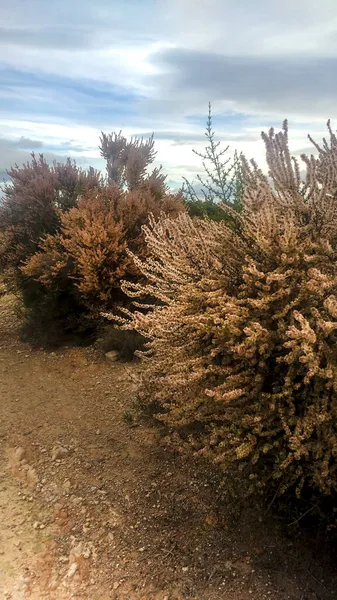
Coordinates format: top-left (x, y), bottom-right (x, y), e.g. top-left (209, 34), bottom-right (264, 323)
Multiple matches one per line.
top-left (1, 0), bottom-right (337, 188)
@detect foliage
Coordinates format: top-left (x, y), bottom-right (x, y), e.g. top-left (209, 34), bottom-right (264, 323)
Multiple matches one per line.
top-left (99, 130), bottom-right (167, 197)
top-left (0, 133), bottom-right (183, 342)
top-left (183, 103), bottom-right (243, 222)
top-left (183, 198), bottom-right (232, 222)
top-left (116, 121), bottom-right (337, 523)
top-left (0, 154), bottom-right (102, 270)
top-left (23, 185), bottom-right (182, 315)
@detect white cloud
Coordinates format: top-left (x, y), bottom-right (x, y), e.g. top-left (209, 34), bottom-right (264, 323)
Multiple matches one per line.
top-left (1, 0), bottom-right (337, 188)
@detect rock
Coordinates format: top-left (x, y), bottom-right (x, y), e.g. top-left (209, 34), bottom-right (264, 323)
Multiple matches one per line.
top-left (67, 563), bottom-right (78, 578)
top-left (26, 466), bottom-right (39, 489)
top-left (105, 350), bottom-right (119, 363)
top-left (62, 479), bottom-right (71, 492)
top-left (14, 447), bottom-right (25, 462)
top-left (59, 556), bottom-right (68, 563)
top-left (49, 579), bottom-right (59, 591)
top-left (33, 521), bottom-right (39, 529)
top-left (51, 446), bottom-right (69, 461)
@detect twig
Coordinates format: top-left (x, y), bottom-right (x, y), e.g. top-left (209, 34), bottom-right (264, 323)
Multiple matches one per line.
top-left (308, 570), bottom-right (328, 591)
top-left (207, 566), bottom-right (219, 581)
top-left (162, 542), bottom-right (177, 560)
top-left (267, 482), bottom-right (282, 510)
top-left (287, 502), bottom-right (319, 527)
top-left (122, 364), bottom-right (141, 384)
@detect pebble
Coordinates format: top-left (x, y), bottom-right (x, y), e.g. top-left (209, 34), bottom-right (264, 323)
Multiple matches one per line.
top-left (105, 350), bottom-right (119, 363)
top-left (14, 447), bottom-right (26, 462)
top-left (49, 579), bottom-right (59, 591)
top-left (67, 563), bottom-right (78, 578)
top-left (59, 556), bottom-right (68, 563)
top-left (51, 447), bottom-right (69, 461)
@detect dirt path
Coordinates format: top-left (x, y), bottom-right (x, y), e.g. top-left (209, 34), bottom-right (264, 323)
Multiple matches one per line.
top-left (0, 293), bottom-right (336, 600)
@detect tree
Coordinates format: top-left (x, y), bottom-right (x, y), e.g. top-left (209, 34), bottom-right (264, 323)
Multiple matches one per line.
top-left (183, 103), bottom-right (243, 221)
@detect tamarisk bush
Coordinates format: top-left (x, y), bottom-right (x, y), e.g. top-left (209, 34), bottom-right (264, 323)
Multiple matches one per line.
top-left (0, 155), bottom-right (102, 270)
top-left (1, 131), bottom-right (183, 341)
top-left (115, 121), bottom-right (337, 516)
top-left (23, 185), bottom-right (183, 314)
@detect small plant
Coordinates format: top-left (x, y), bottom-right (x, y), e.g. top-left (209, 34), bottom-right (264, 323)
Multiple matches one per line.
top-left (122, 410), bottom-right (136, 427)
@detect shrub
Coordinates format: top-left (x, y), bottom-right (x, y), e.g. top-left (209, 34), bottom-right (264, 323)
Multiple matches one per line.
top-left (22, 182), bottom-right (183, 337)
top-left (1, 132), bottom-right (183, 342)
top-left (0, 154), bottom-right (102, 271)
top-left (99, 130), bottom-right (167, 198)
top-left (117, 121), bottom-right (337, 522)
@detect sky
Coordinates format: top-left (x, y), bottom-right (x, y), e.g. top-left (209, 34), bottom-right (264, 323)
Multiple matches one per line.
top-left (1, 0), bottom-right (337, 189)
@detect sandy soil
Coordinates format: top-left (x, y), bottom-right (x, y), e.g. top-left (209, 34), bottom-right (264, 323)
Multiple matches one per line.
top-left (0, 292), bottom-right (336, 600)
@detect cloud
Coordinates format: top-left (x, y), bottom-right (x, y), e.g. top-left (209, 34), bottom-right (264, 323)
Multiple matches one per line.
top-left (136, 129), bottom-right (260, 146)
top-left (0, 26), bottom-right (99, 50)
top-left (1, 0), bottom-right (337, 189)
top-left (0, 136), bottom-right (43, 150)
top-left (0, 135), bottom-right (97, 176)
top-left (144, 49), bottom-right (337, 121)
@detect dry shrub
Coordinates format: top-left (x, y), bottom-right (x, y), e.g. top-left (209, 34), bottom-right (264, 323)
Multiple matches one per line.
top-left (23, 185), bottom-right (183, 333)
top-left (1, 131), bottom-right (183, 342)
top-left (117, 121), bottom-right (337, 521)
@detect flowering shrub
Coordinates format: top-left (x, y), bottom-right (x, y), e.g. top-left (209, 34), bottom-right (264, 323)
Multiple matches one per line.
top-left (23, 185), bottom-right (183, 314)
top-left (0, 132), bottom-right (183, 341)
top-left (117, 121), bottom-right (337, 519)
top-left (0, 154), bottom-right (102, 270)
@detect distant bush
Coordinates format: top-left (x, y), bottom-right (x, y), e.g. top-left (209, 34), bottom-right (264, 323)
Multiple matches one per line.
top-left (0, 155), bottom-right (102, 271)
top-left (118, 121), bottom-right (337, 527)
top-left (23, 185), bottom-right (182, 321)
top-left (13, 133), bottom-right (183, 342)
top-left (184, 198), bottom-right (232, 222)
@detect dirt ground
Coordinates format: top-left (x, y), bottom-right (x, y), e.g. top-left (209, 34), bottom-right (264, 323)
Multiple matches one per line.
top-left (0, 293), bottom-right (337, 600)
